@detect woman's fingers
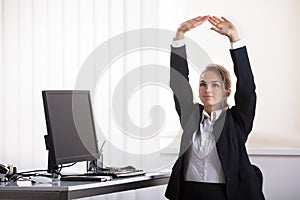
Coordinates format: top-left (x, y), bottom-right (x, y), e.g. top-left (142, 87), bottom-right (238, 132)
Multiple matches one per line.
top-left (179, 16), bottom-right (209, 32)
top-left (208, 16), bottom-right (224, 26)
top-left (177, 15), bottom-right (236, 39)
top-left (210, 27), bottom-right (219, 32)
top-left (208, 16), bottom-right (239, 42)
top-left (186, 16), bottom-right (209, 27)
top-left (221, 16), bottom-right (229, 22)
top-left (210, 16), bottom-right (221, 23)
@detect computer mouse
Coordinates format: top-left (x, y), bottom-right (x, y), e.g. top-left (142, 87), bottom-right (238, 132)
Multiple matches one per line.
top-left (30, 176), bottom-right (52, 184)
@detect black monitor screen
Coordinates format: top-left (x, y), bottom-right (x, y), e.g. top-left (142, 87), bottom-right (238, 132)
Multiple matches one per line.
top-left (42, 90), bottom-right (100, 169)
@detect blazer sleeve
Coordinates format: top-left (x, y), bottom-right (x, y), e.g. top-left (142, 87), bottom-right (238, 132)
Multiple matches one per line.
top-left (230, 46), bottom-right (257, 143)
top-left (170, 45), bottom-right (195, 128)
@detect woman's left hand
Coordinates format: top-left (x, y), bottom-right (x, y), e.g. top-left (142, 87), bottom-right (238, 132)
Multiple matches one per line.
top-left (208, 16), bottom-right (239, 42)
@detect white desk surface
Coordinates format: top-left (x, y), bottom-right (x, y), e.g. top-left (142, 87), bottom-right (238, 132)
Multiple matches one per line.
top-left (0, 172), bottom-right (170, 200)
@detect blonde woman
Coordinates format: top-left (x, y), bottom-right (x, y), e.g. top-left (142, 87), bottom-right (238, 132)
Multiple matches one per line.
top-left (165, 16), bottom-right (265, 200)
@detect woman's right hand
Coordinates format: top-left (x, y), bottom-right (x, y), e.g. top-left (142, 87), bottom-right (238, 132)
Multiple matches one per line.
top-left (175, 15), bottom-right (210, 40)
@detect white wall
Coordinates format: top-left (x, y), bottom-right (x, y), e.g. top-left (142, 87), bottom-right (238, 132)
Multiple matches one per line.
top-left (183, 0), bottom-right (300, 149)
top-left (250, 153), bottom-right (300, 200)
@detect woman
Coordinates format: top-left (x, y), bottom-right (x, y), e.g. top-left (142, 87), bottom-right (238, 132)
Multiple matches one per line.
top-left (165, 16), bottom-right (265, 200)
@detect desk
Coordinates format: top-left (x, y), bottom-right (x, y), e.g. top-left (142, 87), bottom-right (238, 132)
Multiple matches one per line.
top-left (0, 172), bottom-right (170, 200)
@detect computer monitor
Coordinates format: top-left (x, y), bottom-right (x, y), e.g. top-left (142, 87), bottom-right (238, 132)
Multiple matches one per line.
top-left (42, 90), bottom-right (100, 174)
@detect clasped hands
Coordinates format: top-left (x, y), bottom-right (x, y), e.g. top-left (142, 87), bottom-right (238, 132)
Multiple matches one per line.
top-left (175, 15), bottom-right (239, 43)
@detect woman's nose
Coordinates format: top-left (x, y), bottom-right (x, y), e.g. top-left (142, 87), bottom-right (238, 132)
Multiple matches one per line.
top-left (206, 85), bottom-right (212, 92)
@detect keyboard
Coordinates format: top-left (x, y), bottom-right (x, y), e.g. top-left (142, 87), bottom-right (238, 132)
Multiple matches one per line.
top-left (60, 175), bottom-right (109, 182)
top-left (86, 167), bottom-right (146, 178)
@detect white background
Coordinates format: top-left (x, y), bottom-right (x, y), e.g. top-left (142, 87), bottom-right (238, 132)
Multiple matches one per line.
top-left (1, 0), bottom-right (300, 199)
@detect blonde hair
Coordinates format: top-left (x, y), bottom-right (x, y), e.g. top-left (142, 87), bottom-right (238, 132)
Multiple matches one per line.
top-left (201, 64), bottom-right (232, 90)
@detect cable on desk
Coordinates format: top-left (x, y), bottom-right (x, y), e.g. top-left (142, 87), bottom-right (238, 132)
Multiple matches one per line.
top-left (58, 162), bottom-right (77, 172)
top-left (7, 162), bottom-right (77, 182)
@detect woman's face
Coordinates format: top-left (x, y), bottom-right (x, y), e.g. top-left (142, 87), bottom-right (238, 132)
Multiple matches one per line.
top-left (199, 70), bottom-right (229, 112)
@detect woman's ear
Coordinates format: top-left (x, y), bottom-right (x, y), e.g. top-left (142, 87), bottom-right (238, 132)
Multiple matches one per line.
top-left (225, 89), bottom-right (231, 97)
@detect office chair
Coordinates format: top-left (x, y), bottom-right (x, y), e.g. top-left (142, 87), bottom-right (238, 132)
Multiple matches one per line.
top-left (252, 164), bottom-right (263, 190)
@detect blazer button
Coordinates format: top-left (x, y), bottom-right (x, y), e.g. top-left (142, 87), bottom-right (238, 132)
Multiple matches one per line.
top-left (220, 155), bottom-right (224, 160)
top-left (226, 177), bottom-right (231, 182)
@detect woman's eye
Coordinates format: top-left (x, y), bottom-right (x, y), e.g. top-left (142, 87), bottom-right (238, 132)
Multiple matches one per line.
top-left (200, 83), bottom-right (206, 87)
top-left (212, 83), bottom-right (220, 88)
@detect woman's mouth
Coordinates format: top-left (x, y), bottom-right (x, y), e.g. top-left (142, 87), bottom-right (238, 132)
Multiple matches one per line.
top-left (203, 96), bottom-right (213, 99)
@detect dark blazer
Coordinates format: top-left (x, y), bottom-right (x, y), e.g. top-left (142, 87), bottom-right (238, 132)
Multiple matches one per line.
top-left (165, 45), bottom-right (265, 200)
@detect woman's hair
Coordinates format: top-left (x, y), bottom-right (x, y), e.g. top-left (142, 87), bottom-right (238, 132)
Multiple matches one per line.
top-left (201, 64), bottom-right (232, 90)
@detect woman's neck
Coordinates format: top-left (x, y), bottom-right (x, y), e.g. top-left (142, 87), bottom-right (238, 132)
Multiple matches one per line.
top-left (204, 104), bottom-right (227, 116)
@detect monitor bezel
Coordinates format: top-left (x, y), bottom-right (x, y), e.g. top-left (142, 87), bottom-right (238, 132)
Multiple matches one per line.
top-left (42, 90), bottom-right (100, 173)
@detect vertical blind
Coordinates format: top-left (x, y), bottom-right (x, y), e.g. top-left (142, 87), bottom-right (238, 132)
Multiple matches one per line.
top-left (0, 0), bottom-right (191, 199)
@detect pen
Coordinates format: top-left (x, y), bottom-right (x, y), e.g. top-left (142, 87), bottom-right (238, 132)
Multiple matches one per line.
top-left (99, 140), bottom-right (106, 154)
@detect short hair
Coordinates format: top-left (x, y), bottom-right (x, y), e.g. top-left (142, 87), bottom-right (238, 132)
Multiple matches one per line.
top-left (201, 64), bottom-right (232, 90)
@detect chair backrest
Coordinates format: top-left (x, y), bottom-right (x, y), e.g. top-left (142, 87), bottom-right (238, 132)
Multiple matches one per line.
top-left (252, 164), bottom-right (263, 190)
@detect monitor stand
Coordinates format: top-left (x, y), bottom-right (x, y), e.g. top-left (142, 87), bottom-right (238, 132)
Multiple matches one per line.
top-left (44, 135), bottom-right (59, 177)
